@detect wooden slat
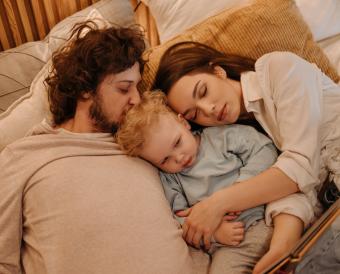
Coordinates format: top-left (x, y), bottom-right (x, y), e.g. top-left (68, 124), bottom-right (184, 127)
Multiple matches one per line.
top-left (23, 0), bottom-right (39, 41)
top-left (16, 0), bottom-right (34, 41)
top-left (0, 0), bottom-right (15, 49)
top-left (56, 0), bottom-right (78, 21)
top-left (30, 0), bottom-right (49, 40)
top-left (42, 0), bottom-right (60, 29)
top-left (131, 0), bottom-right (159, 47)
top-left (4, 0), bottom-right (26, 45)
top-left (79, 0), bottom-right (91, 10)
top-left (0, 0), bottom-right (159, 51)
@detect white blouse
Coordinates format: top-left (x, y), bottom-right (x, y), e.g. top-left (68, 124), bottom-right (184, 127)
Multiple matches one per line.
top-left (241, 51), bottom-right (340, 207)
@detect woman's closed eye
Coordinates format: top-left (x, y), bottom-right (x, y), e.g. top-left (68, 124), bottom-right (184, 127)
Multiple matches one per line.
top-left (200, 84), bottom-right (207, 98)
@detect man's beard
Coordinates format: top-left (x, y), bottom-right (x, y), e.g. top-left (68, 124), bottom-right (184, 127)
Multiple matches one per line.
top-left (89, 94), bottom-right (119, 133)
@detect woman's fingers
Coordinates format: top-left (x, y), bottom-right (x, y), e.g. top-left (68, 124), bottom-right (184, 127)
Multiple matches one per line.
top-left (223, 215), bottom-right (238, 221)
top-left (181, 222), bottom-right (189, 239)
top-left (192, 231), bottom-right (203, 249)
top-left (185, 225), bottom-right (196, 245)
top-left (203, 231), bottom-right (212, 251)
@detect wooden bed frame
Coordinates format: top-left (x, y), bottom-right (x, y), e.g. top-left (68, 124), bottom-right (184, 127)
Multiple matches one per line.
top-left (0, 0), bottom-right (158, 51)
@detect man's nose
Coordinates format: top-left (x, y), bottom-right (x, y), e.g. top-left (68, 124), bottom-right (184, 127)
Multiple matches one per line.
top-left (129, 86), bottom-right (141, 105)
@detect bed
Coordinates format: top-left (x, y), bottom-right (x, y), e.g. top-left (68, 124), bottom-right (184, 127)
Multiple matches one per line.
top-left (0, 0), bottom-right (339, 273)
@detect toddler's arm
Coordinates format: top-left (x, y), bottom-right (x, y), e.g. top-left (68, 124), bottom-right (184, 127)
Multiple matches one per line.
top-left (159, 172), bottom-right (189, 225)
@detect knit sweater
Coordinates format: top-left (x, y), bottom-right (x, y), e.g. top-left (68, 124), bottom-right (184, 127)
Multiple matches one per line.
top-left (0, 120), bottom-right (194, 274)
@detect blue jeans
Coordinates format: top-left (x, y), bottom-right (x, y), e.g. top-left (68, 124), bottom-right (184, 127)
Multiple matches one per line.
top-left (295, 216), bottom-right (340, 274)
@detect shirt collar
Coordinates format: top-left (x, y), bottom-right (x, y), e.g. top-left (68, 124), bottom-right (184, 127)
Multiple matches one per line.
top-left (240, 71), bottom-right (263, 113)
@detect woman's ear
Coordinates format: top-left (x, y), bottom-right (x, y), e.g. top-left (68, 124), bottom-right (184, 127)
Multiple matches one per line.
top-left (177, 114), bottom-right (191, 130)
top-left (213, 65), bottom-right (227, 80)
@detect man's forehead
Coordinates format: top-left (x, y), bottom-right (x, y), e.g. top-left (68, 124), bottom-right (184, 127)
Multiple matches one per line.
top-left (106, 63), bottom-right (141, 83)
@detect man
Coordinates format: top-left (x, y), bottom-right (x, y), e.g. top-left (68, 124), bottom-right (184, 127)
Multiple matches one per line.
top-left (0, 21), bottom-right (194, 274)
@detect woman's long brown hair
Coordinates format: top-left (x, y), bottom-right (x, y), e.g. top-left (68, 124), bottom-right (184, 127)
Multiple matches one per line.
top-left (152, 41), bottom-right (255, 94)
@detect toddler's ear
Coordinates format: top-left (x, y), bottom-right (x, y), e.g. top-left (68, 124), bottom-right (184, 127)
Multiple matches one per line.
top-left (177, 114), bottom-right (191, 130)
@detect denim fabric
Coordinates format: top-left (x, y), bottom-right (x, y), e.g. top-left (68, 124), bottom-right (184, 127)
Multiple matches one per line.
top-left (295, 216), bottom-right (340, 274)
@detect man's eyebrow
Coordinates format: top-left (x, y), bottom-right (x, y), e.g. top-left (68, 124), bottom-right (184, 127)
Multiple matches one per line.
top-left (116, 80), bottom-right (133, 83)
top-left (182, 80), bottom-right (201, 117)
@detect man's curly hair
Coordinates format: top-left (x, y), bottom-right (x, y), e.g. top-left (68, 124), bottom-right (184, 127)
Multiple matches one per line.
top-left (45, 20), bottom-right (146, 125)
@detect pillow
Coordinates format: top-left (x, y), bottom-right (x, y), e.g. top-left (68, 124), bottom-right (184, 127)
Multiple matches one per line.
top-left (0, 42), bottom-right (46, 114)
top-left (0, 1), bottom-right (135, 151)
top-left (139, 0), bottom-right (340, 92)
top-left (143, 0), bottom-right (340, 43)
top-left (141, 0), bottom-right (252, 43)
top-left (296, 0), bottom-right (340, 41)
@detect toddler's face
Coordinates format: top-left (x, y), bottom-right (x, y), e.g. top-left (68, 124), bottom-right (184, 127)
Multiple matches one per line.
top-left (139, 113), bottom-right (199, 173)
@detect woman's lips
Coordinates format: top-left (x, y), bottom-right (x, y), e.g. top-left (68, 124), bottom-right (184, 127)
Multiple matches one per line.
top-left (217, 104), bottom-right (227, 121)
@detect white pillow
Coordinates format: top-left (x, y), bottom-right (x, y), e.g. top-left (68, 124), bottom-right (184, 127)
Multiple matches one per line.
top-left (296, 0), bottom-right (340, 41)
top-left (142, 0), bottom-right (340, 43)
top-left (141, 0), bottom-right (252, 43)
top-left (0, 9), bottom-right (112, 151)
top-left (0, 61), bottom-right (52, 151)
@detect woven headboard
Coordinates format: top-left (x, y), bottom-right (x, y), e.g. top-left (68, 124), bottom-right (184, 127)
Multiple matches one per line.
top-left (0, 0), bottom-right (159, 51)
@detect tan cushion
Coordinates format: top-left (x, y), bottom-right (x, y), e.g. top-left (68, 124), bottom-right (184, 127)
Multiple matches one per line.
top-left (140, 0), bottom-right (340, 91)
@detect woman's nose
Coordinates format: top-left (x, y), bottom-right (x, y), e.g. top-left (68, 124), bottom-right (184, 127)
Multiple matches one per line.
top-left (197, 100), bottom-right (215, 116)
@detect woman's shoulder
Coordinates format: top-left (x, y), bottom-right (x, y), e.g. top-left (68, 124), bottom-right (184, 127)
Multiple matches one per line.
top-left (255, 51), bottom-right (319, 85)
top-left (256, 51), bottom-right (310, 71)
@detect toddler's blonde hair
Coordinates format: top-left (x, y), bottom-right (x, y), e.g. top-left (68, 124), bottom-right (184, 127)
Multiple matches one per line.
top-left (115, 90), bottom-right (176, 156)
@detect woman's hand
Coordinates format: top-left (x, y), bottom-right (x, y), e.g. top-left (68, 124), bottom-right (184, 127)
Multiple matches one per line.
top-left (176, 191), bottom-right (227, 250)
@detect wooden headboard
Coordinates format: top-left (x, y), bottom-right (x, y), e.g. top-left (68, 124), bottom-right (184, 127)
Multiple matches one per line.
top-left (0, 0), bottom-right (159, 51)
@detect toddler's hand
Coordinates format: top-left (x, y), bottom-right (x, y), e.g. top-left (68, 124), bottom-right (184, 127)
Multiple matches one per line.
top-left (214, 221), bottom-right (244, 246)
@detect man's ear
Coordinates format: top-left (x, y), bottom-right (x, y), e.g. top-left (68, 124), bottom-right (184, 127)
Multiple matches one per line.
top-left (177, 114), bottom-right (191, 130)
top-left (81, 92), bottom-right (91, 100)
top-left (213, 65), bottom-right (227, 80)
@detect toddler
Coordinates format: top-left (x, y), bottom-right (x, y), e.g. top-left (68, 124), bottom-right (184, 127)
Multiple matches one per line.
top-left (116, 91), bottom-right (278, 272)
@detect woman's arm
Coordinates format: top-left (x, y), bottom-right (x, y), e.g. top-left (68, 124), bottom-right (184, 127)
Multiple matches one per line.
top-left (216, 167), bottom-right (299, 212)
top-left (178, 166), bottom-right (298, 249)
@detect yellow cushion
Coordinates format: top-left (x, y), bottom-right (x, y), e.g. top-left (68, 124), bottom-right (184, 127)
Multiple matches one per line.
top-left (140, 0), bottom-right (339, 91)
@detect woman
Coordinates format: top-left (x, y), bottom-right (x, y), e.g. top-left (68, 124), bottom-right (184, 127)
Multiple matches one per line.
top-left (152, 41), bottom-right (340, 273)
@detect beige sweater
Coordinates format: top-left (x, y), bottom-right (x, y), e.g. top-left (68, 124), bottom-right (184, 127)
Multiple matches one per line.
top-left (0, 120), bottom-right (194, 274)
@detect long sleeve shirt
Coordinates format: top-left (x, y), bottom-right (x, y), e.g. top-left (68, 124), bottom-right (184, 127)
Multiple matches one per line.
top-left (160, 124), bottom-right (277, 229)
top-left (0, 120), bottom-right (194, 274)
top-left (241, 51), bottom-right (340, 208)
